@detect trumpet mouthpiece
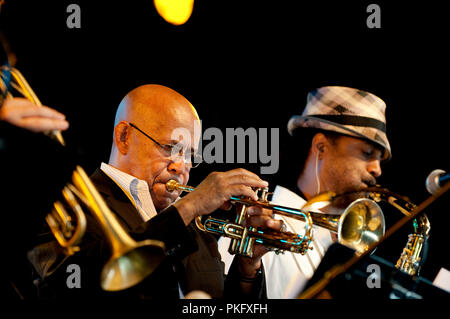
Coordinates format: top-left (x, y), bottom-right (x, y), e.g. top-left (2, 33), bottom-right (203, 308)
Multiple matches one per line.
top-left (166, 179), bottom-right (179, 192)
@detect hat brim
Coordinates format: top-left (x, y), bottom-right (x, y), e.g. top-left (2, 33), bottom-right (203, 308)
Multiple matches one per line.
top-left (288, 115), bottom-right (391, 161)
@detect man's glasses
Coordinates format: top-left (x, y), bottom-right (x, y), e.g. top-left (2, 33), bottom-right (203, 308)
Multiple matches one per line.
top-left (128, 122), bottom-right (202, 168)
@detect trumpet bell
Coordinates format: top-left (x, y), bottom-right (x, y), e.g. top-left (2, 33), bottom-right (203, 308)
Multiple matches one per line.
top-left (101, 239), bottom-right (166, 291)
top-left (338, 198), bottom-right (385, 254)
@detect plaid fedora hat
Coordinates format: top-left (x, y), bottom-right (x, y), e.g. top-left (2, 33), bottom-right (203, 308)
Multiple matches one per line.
top-left (288, 86), bottom-right (391, 161)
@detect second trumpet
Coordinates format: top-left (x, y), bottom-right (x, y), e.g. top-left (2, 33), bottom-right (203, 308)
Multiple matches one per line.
top-left (166, 180), bottom-right (386, 257)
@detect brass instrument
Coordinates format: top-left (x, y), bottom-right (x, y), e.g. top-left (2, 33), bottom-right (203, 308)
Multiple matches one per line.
top-left (367, 187), bottom-right (431, 276)
top-left (2, 66), bottom-right (65, 145)
top-left (1, 66), bottom-right (166, 291)
top-left (395, 214), bottom-right (430, 276)
top-left (70, 166), bottom-right (166, 291)
top-left (46, 185), bottom-right (87, 256)
top-left (166, 180), bottom-right (386, 257)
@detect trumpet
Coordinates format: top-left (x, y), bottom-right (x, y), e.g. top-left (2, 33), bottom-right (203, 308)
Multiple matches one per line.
top-left (1, 66), bottom-right (166, 291)
top-left (166, 180), bottom-right (386, 257)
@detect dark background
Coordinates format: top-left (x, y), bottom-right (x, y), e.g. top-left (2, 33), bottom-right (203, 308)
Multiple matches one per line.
top-left (1, 0), bottom-right (448, 290)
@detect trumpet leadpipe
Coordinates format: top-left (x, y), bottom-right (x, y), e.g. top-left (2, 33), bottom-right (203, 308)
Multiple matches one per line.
top-left (165, 179), bottom-right (326, 225)
top-left (166, 179), bottom-right (194, 193)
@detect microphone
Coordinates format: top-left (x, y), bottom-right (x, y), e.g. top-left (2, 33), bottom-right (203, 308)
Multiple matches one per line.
top-left (425, 169), bottom-right (450, 195)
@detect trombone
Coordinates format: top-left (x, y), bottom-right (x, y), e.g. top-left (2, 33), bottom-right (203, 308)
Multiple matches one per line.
top-left (166, 180), bottom-right (386, 257)
top-left (1, 65), bottom-right (166, 291)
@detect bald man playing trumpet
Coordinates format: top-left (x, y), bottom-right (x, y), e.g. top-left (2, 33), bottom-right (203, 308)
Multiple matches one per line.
top-left (29, 84), bottom-right (281, 299)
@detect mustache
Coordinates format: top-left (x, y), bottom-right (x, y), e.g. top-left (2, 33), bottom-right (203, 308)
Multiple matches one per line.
top-left (363, 177), bottom-right (377, 187)
top-left (341, 177), bottom-right (377, 195)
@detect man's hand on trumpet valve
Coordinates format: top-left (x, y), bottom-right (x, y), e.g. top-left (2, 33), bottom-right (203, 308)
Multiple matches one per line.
top-left (170, 168), bottom-right (282, 293)
top-left (173, 168), bottom-right (269, 226)
top-left (236, 206), bottom-right (285, 281)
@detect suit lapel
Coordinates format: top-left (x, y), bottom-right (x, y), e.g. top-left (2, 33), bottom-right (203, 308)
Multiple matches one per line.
top-left (89, 168), bottom-right (144, 232)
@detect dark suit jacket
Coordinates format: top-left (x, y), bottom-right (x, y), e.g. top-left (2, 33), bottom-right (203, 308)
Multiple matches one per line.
top-left (28, 169), bottom-right (266, 299)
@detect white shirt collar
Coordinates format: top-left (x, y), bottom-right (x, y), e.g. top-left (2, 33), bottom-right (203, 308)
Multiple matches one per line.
top-left (100, 162), bottom-right (157, 221)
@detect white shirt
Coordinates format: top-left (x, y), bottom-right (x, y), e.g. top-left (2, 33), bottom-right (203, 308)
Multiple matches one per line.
top-left (217, 185), bottom-right (333, 299)
top-left (100, 162), bottom-right (157, 221)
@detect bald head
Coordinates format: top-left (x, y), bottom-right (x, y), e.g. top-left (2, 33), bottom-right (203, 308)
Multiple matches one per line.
top-left (114, 84), bottom-right (199, 132)
top-left (110, 84), bottom-right (201, 159)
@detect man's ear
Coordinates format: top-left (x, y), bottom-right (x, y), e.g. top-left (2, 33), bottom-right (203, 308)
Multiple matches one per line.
top-left (114, 121), bottom-right (130, 155)
top-left (311, 133), bottom-right (327, 159)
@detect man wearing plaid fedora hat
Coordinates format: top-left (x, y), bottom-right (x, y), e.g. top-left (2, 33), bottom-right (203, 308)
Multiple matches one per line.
top-left (261, 86), bottom-right (391, 298)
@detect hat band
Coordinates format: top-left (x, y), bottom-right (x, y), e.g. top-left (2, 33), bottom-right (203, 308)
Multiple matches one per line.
top-left (310, 114), bottom-right (386, 133)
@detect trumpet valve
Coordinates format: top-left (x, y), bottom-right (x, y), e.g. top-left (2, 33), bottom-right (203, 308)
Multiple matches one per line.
top-left (257, 187), bottom-right (271, 202)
